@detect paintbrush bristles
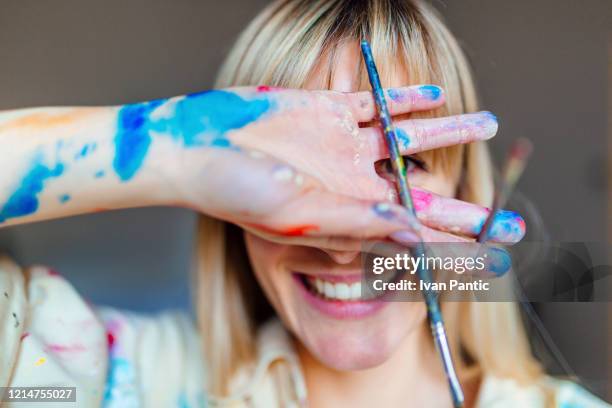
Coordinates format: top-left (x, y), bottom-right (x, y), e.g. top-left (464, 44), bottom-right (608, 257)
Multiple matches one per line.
top-left (503, 138), bottom-right (533, 188)
top-left (510, 137), bottom-right (533, 160)
top-left (478, 137), bottom-right (533, 243)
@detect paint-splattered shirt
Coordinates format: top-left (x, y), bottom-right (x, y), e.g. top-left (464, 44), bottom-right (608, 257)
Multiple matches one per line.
top-left (1, 259), bottom-right (609, 407)
top-left (0, 261), bottom-right (205, 407)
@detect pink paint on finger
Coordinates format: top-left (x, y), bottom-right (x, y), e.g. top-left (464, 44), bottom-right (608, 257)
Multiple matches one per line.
top-left (409, 187), bottom-right (526, 243)
top-left (410, 189), bottom-right (434, 212)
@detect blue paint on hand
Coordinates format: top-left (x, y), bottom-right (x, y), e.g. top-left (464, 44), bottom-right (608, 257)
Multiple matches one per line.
top-left (171, 90), bottom-right (273, 147)
top-left (113, 90), bottom-right (273, 181)
top-left (418, 85), bottom-right (442, 101)
top-left (94, 170), bottom-right (106, 178)
top-left (58, 194), bottom-right (71, 204)
top-left (0, 159), bottom-right (64, 222)
top-left (75, 142), bottom-right (97, 160)
top-left (395, 128), bottom-right (411, 150)
top-left (387, 88), bottom-right (407, 102)
top-left (113, 99), bottom-right (165, 182)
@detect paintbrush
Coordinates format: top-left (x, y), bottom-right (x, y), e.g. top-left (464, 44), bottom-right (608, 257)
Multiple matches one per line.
top-left (477, 138), bottom-right (533, 243)
top-left (360, 40), bottom-right (465, 408)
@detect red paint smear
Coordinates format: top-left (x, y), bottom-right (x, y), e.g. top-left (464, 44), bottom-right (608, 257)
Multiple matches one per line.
top-left (20, 332), bottom-right (30, 341)
top-left (411, 189), bottom-right (434, 211)
top-left (281, 225), bottom-right (319, 236)
top-left (256, 85), bottom-right (280, 93)
top-left (246, 223), bottom-right (319, 237)
top-left (45, 343), bottom-right (86, 353)
top-left (107, 331), bottom-right (115, 349)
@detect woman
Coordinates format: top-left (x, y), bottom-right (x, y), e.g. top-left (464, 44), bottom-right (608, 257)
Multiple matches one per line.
top-left (0, 0), bottom-right (607, 407)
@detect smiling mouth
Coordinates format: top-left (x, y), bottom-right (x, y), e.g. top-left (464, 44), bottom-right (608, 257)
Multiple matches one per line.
top-left (296, 267), bottom-right (408, 302)
top-left (298, 273), bottom-right (364, 301)
top-left (296, 272), bottom-right (395, 302)
top-left (294, 272), bottom-right (390, 319)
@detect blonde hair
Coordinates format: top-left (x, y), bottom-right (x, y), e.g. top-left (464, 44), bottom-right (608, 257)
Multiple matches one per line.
top-left (196, 0), bottom-right (546, 403)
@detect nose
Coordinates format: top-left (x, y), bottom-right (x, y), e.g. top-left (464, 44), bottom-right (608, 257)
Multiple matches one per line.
top-left (322, 250), bottom-right (361, 264)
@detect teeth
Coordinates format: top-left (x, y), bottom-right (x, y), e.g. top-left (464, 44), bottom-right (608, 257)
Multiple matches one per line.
top-left (336, 283), bottom-right (349, 300)
top-left (308, 277), bottom-right (362, 301)
top-left (350, 283), bottom-right (361, 298)
top-left (315, 279), bottom-right (324, 294)
top-left (323, 281), bottom-right (335, 298)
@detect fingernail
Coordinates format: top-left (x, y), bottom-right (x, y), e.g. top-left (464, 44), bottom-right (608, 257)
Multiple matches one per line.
top-left (417, 85), bottom-right (443, 101)
top-left (487, 247), bottom-right (512, 276)
top-left (390, 230), bottom-right (420, 245)
top-left (373, 202), bottom-right (421, 231)
top-left (486, 210), bottom-right (526, 243)
top-left (483, 111), bottom-right (498, 122)
top-left (479, 111), bottom-right (499, 139)
top-left (373, 202), bottom-right (395, 220)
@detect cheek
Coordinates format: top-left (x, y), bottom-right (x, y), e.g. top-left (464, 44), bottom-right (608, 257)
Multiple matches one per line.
top-left (244, 231), bottom-right (284, 267)
top-left (244, 232), bottom-right (295, 318)
top-left (244, 232), bottom-right (285, 288)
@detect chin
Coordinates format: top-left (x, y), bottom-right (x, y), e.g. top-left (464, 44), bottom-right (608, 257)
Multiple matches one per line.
top-left (293, 302), bottom-right (423, 371)
top-left (310, 332), bottom-right (396, 371)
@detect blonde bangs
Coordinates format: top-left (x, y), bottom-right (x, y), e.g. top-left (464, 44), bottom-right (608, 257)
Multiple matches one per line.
top-left (216, 0), bottom-right (478, 180)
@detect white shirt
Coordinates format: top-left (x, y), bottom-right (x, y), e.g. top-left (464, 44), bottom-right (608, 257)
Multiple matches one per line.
top-left (1, 258), bottom-right (609, 407)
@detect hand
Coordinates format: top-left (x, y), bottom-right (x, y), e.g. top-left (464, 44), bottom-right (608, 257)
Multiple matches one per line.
top-left (169, 86), bottom-right (522, 249)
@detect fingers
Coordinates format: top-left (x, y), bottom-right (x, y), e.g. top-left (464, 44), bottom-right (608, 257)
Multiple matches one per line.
top-left (341, 85), bottom-right (445, 123)
top-left (365, 179), bottom-right (525, 244)
top-left (244, 175), bottom-right (525, 245)
top-left (246, 190), bottom-right (421, 243)
top-left (400, 225), bottom-right (470, 243)
top-left (407, 187), bottom-right (526, 243)
top-left (364, 111), bottom-right (498, 159)
top-left (212, 149), bottom-right (420, 244)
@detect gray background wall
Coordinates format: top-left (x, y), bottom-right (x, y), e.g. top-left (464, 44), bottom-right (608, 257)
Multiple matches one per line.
top-left (0, 0), bottom-right (609, 401)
